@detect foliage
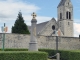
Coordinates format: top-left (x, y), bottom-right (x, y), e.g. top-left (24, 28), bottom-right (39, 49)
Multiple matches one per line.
top-left (0, 51), bottom-right (48, 60)
top-left (39, 49), bottom-right (80, 60)
top-left (12, 11), bottom-right (30, 34)
top-left (39, 49), bottom-right (56, 56)
top-left (59, 50), bottom-right (70, 60)
top-left (0, 49), bottom-right (80, 60)
top-left (0, 48), bottom-right (28, 51)
top-left (69, 51), bottom-right (80, 60)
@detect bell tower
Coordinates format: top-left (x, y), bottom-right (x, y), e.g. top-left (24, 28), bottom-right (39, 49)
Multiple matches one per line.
top-left (57, 0), bottom-right (73, 37)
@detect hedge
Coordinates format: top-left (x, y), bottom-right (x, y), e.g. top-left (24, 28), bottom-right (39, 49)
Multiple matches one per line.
top-left (0, 49), bottom-right (80, 60)
top-left (39, 49), bottom-right (56, 56)
top-left (59, 50), bottom-right (70, 60)
top-left (0, 48), bottom-right (28, 51)
top-left (39, 49), bottom-right (80, 60)
top-left (0, 51), bottom-right (48, 60)
top-left (69, 51), bottom-right (80, 60)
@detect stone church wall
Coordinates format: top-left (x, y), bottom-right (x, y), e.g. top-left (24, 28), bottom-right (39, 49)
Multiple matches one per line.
top-left (0, 33), bottom-right (80, 50)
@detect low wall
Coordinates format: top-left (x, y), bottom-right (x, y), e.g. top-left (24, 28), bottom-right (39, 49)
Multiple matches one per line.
top-left (38, 36), bottom-right (80, 50)
top-left (0, 33), bottom-right (80, 50)
top-left (0, 33), bottom-right (30, 48)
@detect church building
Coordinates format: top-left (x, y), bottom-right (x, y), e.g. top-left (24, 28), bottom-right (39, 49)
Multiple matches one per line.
top-left (28, 0), bottom-right (73, 37)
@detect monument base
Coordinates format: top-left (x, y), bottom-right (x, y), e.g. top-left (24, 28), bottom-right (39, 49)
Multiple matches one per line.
top-left (29, 42), bottom-right (38, 51)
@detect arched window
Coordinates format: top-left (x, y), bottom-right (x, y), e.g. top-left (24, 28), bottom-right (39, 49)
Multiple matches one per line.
top-left (66, 11), bottom-right (68, 19)
top-left (69, 12), bottom-right (71, 19)
top-left (52, 25), bottom-right (55, 30)
top-left (60, 13), bottom-right (62, 19)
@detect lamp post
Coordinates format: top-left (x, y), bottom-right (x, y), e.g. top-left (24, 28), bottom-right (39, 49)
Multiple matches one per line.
top-left (52, 25), bottom-right (60, 60)
top-left (1, 23), bottom-right (7, 51)
top-left (55, 31), bottom-right (58, 53)
top-left (52, 25), bottom-right (58, 53)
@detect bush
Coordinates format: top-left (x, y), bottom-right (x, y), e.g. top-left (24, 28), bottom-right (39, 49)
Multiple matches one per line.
top-left (0, 51), bottom-right (48, 60)
top-left (0, 49), bottom-right (80, 60)
top-left (69, 51), bottom-right (80, 60)
top-left (39, 49), bottom-right (80, 60)
top-left (59, 50), bottom-right (70, 60)
top-left (4, 48), bottom-right (28, 51)
top-left (39, 49), bottom-right (56, 56)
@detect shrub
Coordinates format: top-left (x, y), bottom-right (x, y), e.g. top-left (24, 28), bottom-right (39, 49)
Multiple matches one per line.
top-left (0, 48), bottom-right (80, 60)
top-left (39, 49), bottom-right (80, 60)
top-left (0, 48), bottom-right (28, 51)
top-left (0, 51), bottom-right (48, 60)
top-left (4, 48), bottom-right (28, 51)
top-left (69, 51), bottom-right (80, 60)
top-left (39, 49), bottom-right (56, 56)
top-left (59, 50), bottom-right (70, 60)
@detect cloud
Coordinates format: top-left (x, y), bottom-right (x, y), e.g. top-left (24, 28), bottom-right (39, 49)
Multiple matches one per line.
top-left (0, 0), bottom-right (52, 33)
top-left (24, 15), bottom-right (52, 25)
top-left (0, 0), bottom-right (40, 22)
top-left (74, 23), bottom-right (80, 37)
top-left (0, 0), bottom-right (40, 32)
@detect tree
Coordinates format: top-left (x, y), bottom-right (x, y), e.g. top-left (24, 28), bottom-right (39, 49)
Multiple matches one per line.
top-left (12, 11), bottom-right (30, 34)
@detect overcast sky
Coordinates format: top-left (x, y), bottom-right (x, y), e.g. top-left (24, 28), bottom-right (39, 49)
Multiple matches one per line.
top-left (0, 0), bottom-right (80, 37)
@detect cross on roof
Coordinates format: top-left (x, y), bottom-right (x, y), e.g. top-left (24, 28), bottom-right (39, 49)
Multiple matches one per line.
top-left (31, 12), bottom-right (37, 19)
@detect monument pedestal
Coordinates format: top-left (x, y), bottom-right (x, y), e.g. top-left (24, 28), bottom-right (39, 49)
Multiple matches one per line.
top-left (29, 42), bottom-right (38, 51)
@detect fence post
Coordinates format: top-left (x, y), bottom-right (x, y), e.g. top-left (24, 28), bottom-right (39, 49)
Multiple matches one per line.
top-left (56, 53), bottom-right (60, 60)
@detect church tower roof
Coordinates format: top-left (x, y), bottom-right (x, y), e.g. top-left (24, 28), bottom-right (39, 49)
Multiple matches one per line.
top-left (58, 0), bottom-right (66, 7)
top-left (58, 0), bottom-right (72, 7)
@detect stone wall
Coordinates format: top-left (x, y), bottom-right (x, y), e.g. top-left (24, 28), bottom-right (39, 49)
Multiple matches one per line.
top-left (0, 33), bottom-right (80, 50)
top-left (0, 33), bottom-right (30, 48)
top-left (39, 36), bottom-right (80, 50)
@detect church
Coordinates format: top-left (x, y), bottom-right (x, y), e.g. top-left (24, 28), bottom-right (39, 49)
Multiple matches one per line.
top-left (0, 0), bottom-right (80, 50)
top-left (28, 0), bottom-right (73, 37)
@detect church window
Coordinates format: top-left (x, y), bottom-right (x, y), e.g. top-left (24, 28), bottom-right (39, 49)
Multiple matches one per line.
top-left (60, 13), bottom-right (62, 19)
top-left (52, 25), bottom-right (55, 30)
top-left (69, 12), bottom-right (71, 19)
top-left (66, 11), bottom-right (68, 19)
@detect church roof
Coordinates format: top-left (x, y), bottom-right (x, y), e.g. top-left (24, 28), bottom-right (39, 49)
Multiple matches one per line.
top-left (58, 0), bottom-right (66, 7)
top-left (37, 18), bottom-right (58, 36)
top-left (28, 21), bottom-right (49, 35)
top-left (36, 21), bottom-right (49, 34)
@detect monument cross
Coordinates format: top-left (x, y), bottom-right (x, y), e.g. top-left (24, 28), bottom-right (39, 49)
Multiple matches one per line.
top-left (31, 12), bottom-right (37, 19)
top-left (29, 12), bottom-right (38, 51)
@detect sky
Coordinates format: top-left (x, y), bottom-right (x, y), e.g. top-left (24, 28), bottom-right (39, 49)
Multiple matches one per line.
top-left (0, 0), bottom-right (80, 37)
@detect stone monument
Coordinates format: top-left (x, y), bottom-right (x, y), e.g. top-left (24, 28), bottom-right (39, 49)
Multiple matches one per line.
top-left (29, 12), bottom-right (38, 51)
